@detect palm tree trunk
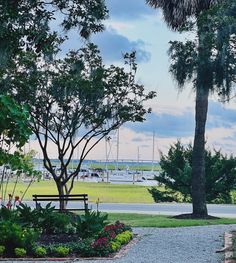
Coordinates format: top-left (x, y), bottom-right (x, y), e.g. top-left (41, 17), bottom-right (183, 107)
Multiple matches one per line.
top-left (191, 86), bottom-right (209, 217)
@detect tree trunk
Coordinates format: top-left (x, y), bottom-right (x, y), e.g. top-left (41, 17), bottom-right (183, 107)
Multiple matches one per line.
top-left (56, 182), bottom-right (66, 211)
top-left (191, 87), bottom-right (209, 217)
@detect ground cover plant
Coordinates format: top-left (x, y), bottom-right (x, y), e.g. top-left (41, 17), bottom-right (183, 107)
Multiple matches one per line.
top-left (0, 204), bottom-right (133, 258)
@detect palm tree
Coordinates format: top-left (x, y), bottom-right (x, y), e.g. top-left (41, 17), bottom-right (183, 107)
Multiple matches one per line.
top-left (146, 0), bottom-right (222, 30)
top-left (146, 0), bottom-right (225, 218)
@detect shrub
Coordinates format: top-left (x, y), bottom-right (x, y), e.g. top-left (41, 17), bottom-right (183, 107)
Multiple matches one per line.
top-left (34, 204), bottom-right (71, 234)
top-left (15, 203), bottom-right (38, 228)
top-left (68, 238), bottom-right (94, 257)
top-left (14, 247), bottom-right (27, 257)
top-left (0, 206), bottom-right (16, 222)
top-left (115, 231), bottom-right (133, 245)
top-left (123, 230), bottom-right (133, 239)
top-left (110, 241), bottom-right (121, 252)
top-left (76, 211), bottom-right (108, 238)
top-left (92, 237), bottom-right (112, 257)
top-left (34, 246), bottom-right (47, 257)
top-left (0, 221), bottom-right (38, 255)
top-left (0, 245), bottom-right (5, 256)
top-left (148, 188), bottom-right (179, 203)
top-left (111, 221), bottom-right (131, 234)
top-left (153, 141), bottom-right (236, 204)
top-left (53, 246), bottom-right (70, 257)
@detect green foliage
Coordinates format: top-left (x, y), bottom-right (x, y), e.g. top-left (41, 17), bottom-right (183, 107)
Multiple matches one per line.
top-left (77, 210), bottom-right (108, 238)
top-left (91, 237), bottom-right (112, 257)
top-left (150, 141), bottom-right (236, 203)
top-left (0, 245), bottom-right (5, 256)
top-left (0, 0), bottom-right (108, 65)
top-left (0, 95), bottom-right (31, 148)
top-left (52, 246), bottom-right (70, 257)
top-left (148, 188), bottom-right (178, 203)
top-left (34, 246), bottom-right (47, 258)
top-left (168, 0), bottom-right (236, 96)
top-left (68, 238), bottom-right (94, 256)
top-left (0, 221), bottom-right (38, 255)
top-left (0, 95), bottom-right (33, 172)
top-left (14, 247), bottom-right (27, 257)
top-left (111, 240), bottom-right (121, 252)
top-left (34, 203), bottom-right (71, 234)
top-left (15, 203), bottom-right (38, 227)
top-left (115, 232), bottom-right (131, 245)
top-left (0, 206), bottom-right (16, 221)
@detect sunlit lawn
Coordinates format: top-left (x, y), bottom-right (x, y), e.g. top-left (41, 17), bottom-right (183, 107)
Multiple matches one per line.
top-left (3, 180), bottom-right (154, 203)
top-left (107, 213), bottom-right (236, 227)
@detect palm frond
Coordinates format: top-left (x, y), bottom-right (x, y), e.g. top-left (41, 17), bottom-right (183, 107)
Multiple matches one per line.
top-left (146, 0), bottom-right (224, 30)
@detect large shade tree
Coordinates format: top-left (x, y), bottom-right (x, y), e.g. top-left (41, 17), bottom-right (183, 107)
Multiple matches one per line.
top-left (146, 0), bottom-right (236, 217)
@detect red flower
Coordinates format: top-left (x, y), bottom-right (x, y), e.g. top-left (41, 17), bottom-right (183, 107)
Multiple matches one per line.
top-left (15, 196), bottom-right (20, 201)
top-left (6, 202), bottom-right (12, 209)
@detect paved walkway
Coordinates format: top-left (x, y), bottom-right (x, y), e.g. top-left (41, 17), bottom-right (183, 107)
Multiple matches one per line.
top-left (24, 201), bottom-right (236, 218)
top-left (12, 224), bottom-right (236, 263)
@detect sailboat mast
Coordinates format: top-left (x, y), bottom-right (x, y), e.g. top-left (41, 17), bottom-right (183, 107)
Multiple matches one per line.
top-left (152, 132), bottom-right (155, 172)
top-left (116, 129), bottom-right (119, 170)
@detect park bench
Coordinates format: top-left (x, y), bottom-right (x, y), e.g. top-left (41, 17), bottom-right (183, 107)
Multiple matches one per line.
top-left (32, 194), bottom-right (89, 212)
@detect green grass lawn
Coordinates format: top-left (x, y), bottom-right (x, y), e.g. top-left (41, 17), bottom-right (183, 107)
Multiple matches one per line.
top-left (107, 213), bottom-right (236, 227)
top-left (2, 180), bottom-right (154, 203)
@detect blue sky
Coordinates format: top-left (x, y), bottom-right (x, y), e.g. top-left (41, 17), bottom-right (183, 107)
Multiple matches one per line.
top-left (31, 0), bottom-right (236, 161)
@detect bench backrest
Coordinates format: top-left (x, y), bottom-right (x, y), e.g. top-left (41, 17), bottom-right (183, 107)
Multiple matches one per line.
top-left (32, 194), bottom-right (88, 201)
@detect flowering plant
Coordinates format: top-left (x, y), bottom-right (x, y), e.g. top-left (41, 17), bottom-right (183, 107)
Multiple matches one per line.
top-left (103, 221), bottom-right (131, 236)
top-left (92, 237), bottom-right (112, 256)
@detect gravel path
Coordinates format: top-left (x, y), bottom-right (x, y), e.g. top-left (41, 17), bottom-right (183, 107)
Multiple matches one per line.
top-left (74, 225), bottom-right (236, 263)
top-left (11, 225), bottom-right (236, 263)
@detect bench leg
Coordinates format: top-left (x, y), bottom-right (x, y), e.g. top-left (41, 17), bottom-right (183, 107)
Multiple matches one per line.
top-left (84, 202), bottom-right (88, 213)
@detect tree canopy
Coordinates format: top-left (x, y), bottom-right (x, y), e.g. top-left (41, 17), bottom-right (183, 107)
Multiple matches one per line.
top-left (0, 95), bottom-right (32, 168)
top-left (0, 0), bottom-right (108, 64)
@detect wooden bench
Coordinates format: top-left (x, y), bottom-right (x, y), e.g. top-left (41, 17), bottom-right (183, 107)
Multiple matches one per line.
top-left (32, 194), bottom-right (89, 212)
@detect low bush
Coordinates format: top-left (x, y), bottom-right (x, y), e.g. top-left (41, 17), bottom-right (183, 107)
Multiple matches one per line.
top-left (34, 246), bottom-right (47, 257)
top-left (91, 237), bottom-right (112, 257)
top-left (0, 221), bottom-right (38, 255)
top-left (35, 204), bottom-right (72, 234)
top-left (14, 247), bottom-right (27, 257)
top-left (52, 246), bottom-right (70, 257)
top-left (0, 245), bottom-right (5, 256)
top-left (15, 203), bottom-right (38, 228)
top-left (110, 240), bottom-right (121, 252)
top-left (68, 238), bottom-right (94, 257)
top-left (115, 231), bottom-right (133, 245)
top-left (76, 211), bottom-right (108, 238)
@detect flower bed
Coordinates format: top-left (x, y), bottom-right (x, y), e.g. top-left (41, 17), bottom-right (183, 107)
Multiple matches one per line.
top-left (0, 203), bottom-right (133, 258)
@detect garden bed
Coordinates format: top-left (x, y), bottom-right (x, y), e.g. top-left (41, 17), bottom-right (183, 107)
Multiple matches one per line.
top-left (0, 203), bottom-right (134, 259)
top-left (0, 235), bottom-right (139, 261)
